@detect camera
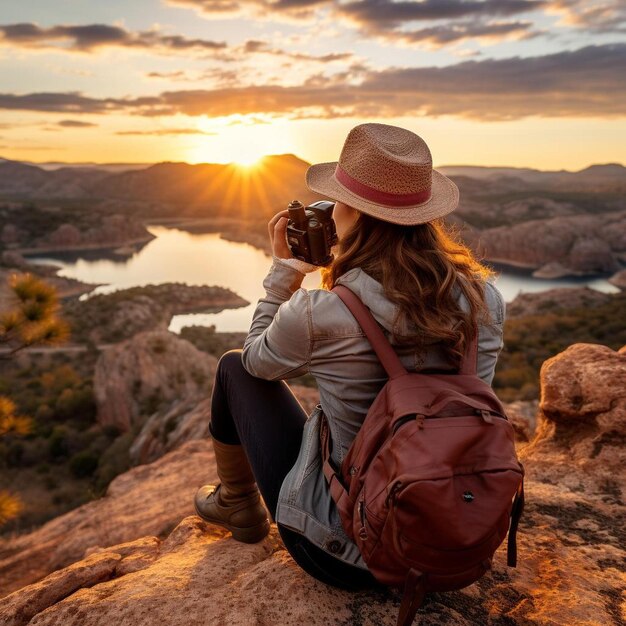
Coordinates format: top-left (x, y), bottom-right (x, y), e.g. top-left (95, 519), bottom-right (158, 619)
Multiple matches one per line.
top-left (286, 200), bottom-right (338, 266)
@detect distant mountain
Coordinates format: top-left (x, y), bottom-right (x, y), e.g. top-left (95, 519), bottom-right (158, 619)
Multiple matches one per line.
top-left (2, 157), bottom-right (155, 173)
top-left (0, 157), bottom-right (110, 199)
top-left (0, 154), bottom-right (316, 218)
top-left (438, 163), bottom-right (626, 192)
top-left (1, 156), bottom-right (625, 219)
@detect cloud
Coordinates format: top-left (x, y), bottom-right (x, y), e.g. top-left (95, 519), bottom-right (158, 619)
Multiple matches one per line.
top-left (165, 0), bottom-right (329, 20)
top-left (332, 1), bottom-right (549, 47)
top-left (545, 0), bottom-right (626, 34)
top-left (238, 39), bottom-right (352, 62)
top-left (115, 128), bottom-right (216, 135)
top-left (57, 119), bottom-right (98, 127)
top-left (146, 70), bottom-right (189, 79)
top-left (0, 91), bottom-right (160, 113)
top-left (166, 1), bottom-right (549, 48)
top-left (0, 21), bottom-right (353, 68)
top-left (167, 0), bottom-right (547, 26)
top-left (395, 19), bottom-right (544, 48)
top-left (0, 22), bottom-right (227, 53)
top-left (335, 0), bottom-right (546, 29)
top-left (0, 43), bottom-right (623, 121)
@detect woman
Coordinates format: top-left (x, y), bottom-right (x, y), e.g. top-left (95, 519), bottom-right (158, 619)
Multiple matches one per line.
top-left (193, 122), bottom-right (505, 591)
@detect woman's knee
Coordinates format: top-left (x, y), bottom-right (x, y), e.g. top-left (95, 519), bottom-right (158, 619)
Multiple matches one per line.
top-left (216, 349), bottom-right (245, 376)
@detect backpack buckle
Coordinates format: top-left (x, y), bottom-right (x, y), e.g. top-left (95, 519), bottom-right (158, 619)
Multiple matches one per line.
top-left (478, 409), bottom-right (494, 424)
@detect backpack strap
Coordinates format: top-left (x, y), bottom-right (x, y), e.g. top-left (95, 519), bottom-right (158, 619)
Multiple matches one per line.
top-left (507, 467), bottom-right (526, 567)
top-left (397, 568), bottom-right (427, 626)
top-left (332, 285), bottom-right (408, 380)
top-left (319, 410), bottom-right (350, 509)
top-left (332, 284), bottom-right (480, 378)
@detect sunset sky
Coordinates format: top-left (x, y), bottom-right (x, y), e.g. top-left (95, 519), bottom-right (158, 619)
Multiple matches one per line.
top-left (0, 0), bottom-right (624, 170)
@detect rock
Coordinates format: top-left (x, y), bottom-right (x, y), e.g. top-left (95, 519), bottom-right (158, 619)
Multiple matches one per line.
top-left (64, 283), bottom-right (248, 345)
top-left (532, 260), bottom-right (572, 278)
top-left (130, 384), bottom-right (318, 466)
top-left (568, 236), bottom-right (616, 273)
top-left (506, 287), bottom-right (613, 318)
top-left (0, 551), bottom-right (122, 626)
top-left (503, 399), bottom-right (538, 442)
top-left (81, 214), bottom-right (150, 247)
top-left (477, 211), bottom-right (625, 276)
top-left (0, 223), bottom-right (22, 245)
top-left (129, 395), bottom-right (212, 464)
top-left (0, 251), bottom-right (29, 268)
top-left (2, 490), bottom-right (623, 626)
top-left (608, 268), bottom-right (626, 290)
top-left (46, 223), bottom-right (82, 246)
top-left (1, 345), bottom-right (624, 625)
top-left (520, 343), bottom-right (626, 492)
top-left (93, 330), bottom-right (217, 432)
top-left (74, 293), bottom-right (172, 345)
top-left (0, 439), bottom-right (217, 598)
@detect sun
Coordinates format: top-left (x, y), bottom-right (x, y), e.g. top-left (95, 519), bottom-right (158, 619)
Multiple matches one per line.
top-left (232, 153), bottom-right (263, 167)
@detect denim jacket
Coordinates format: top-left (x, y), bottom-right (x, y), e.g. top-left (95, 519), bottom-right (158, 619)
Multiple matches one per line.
top-left (241, 257), bottom-right (506, 570)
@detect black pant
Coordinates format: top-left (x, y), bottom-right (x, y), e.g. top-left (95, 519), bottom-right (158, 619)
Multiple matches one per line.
top-left (209, 349), bottom-right (384, 592)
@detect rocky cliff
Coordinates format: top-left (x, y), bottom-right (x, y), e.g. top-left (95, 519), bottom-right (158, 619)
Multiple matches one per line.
top-left (1, 213), bottom-right (154, 255)
top-left (469, 211), bottom-right (626, 278)
top-left (504, 286), bottom-right (614, 319)
top-left (0, 342), bottom-right (624, 625)
top-left (63, 285), bottom-right (249, 345)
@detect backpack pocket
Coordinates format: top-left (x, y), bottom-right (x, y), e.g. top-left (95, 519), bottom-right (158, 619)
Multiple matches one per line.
top-left (381, 467), bottom-right (522, 571)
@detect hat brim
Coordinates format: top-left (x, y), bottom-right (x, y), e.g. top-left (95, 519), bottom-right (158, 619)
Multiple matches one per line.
top-left (305, 161), bottom-right (459, 226)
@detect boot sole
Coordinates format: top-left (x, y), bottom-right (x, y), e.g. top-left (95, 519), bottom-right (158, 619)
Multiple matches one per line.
top-left (194, 501), bottom-right (271, 543)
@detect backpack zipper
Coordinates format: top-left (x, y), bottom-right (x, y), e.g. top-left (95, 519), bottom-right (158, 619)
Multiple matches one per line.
top-left (392, 408), bottom-right (507, 434)
top-left (391, 413), bottom-right (425, 435)
top-left (358, 499), bottom-right (368, 539)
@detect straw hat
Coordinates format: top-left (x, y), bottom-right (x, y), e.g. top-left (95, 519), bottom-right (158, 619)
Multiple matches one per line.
top-left (305, 123), bottom-right (459, 226)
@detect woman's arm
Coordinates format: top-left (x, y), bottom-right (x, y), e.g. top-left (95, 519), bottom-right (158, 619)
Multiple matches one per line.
top-left (476, 281), bottom-right (506, 386)
top-left (241, 210), bottom-right (318, 380)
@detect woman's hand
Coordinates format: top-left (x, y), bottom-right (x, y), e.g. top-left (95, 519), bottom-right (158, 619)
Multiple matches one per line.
top-left (268, 209), bottom-right (293, 259)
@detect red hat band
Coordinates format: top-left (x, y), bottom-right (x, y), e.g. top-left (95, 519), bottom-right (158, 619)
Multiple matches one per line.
top-left (334, 164), bottom-right (432, 208)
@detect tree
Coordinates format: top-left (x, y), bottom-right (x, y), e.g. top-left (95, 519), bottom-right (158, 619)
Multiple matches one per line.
top-left (0, 272), bottom-right (71, 527)
top-left (0, 271), bottom-right (70, 358)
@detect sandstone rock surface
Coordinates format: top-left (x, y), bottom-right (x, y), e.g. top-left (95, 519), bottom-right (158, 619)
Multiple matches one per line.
top-left (1, 344), bottom-right (623, 625)
top-left (520, 342), bottom-right (626, 485)
top-left (93, 330), bottom-right (218, 433)
top-left (0, 439), bottom-right (217, 598)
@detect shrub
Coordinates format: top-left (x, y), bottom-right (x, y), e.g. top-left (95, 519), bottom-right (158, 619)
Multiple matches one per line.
top-left (48, 426), bottom-right (69, 459)
top-left (69, 451), bottom-right (99, 478)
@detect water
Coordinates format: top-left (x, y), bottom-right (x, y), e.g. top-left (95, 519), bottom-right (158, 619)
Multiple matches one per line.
top-left (25, 224), bottom-right (621, 333)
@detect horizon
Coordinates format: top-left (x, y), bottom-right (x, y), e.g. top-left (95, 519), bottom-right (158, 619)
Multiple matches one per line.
top-left (0, 2), bottom-right (624, 169)
top-left (3, 153), bottom-right (625, 174)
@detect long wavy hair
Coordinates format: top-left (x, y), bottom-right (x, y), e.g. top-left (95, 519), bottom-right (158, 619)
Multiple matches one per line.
top-left (320, 212), bottom-right (498, 368)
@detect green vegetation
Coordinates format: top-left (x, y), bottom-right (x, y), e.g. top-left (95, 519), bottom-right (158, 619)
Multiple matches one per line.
top-left (0, 350), bottom-right (134, 533)
top-left (493, 291), bottom-right (626, 402)
top-left (0, 201), bottom-right (107, 252)
top-left (0, 272), bottom-right (137, 533)
top-left (63, 283), bottom-right (243, 345)
top-left (0, 272), bottom-right (72, 528)
top-left (179, 324), bottom-right (247, 358)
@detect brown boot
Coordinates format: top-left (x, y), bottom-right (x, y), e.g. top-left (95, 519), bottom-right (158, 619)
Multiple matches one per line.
top-left (194, 437), bottom-right (270, 543)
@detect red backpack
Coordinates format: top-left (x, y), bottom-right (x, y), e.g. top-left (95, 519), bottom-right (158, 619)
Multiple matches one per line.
top-left (321, 284), bottom-right (525, 626)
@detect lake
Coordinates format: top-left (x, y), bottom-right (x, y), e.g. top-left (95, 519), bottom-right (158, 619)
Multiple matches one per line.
top-left (25, 224), bottom-right (621, 333)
